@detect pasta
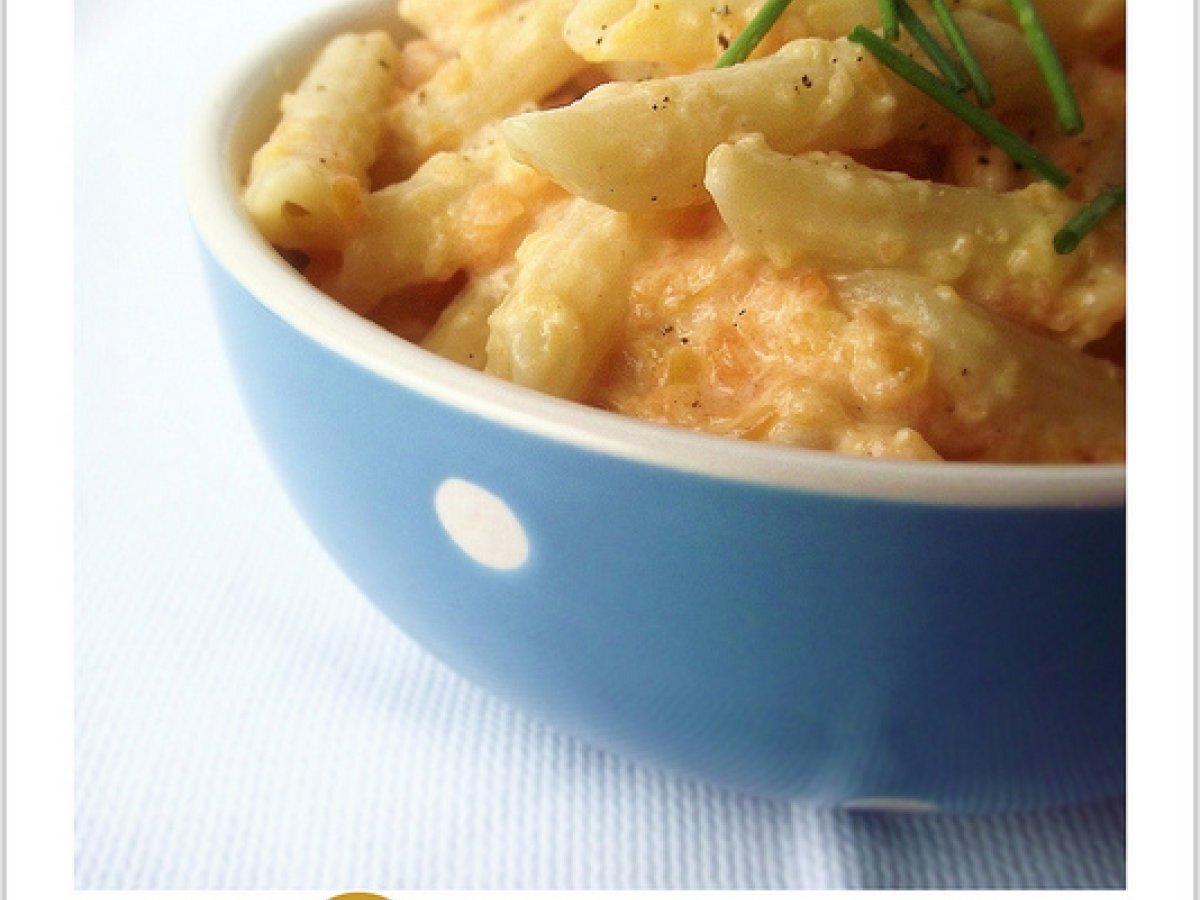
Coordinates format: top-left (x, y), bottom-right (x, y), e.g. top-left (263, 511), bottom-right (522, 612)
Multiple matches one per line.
top-left (561, 0), bottom-right (1123, 69)
top-left (309, 124), bottom-right (563, 314)
top-left (380, 0), bottom-right (585, 176)
top-left (586, 227), bottom-right (1124, 461)
top-left (421, 263), bottom-right (518, 370)
top-left (243, 31), bottom-right (402, 253)
top-left (396, 0), bottom-right (527, 49)
top-left (704, 136), bottom-right (1125, 345)
top-left (241, 0), bottom-right (1126, 463)
top-left (503, 11), bottom-right (1044, 211)
top-left (562, 0), bottom-right (881, 69)
top-left (485, 197), bottom-right (643, 399)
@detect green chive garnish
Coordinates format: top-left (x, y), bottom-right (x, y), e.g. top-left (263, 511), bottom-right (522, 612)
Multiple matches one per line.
top-left (849, 25), bottom-right (1070, 188)
top-left (928, 0), bottom-right (994, 106)
top-left (880, 0), bottom-right (900, 40)
top-left (894, 0), bottom-right (967, 91)
top-left (715, 0), bottom-right (795, 67)
top-left (1053, 185), bottom-right (1125, 254)
top-left (1008, 0), bottom-right (1084, 135)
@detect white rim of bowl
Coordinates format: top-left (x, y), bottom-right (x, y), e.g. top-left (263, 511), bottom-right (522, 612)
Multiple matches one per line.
top-left (183, 0), bottom-right (1126, 509)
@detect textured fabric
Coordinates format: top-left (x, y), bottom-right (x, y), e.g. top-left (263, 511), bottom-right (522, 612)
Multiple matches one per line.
top-left (75, 0), bottom-right (1126, 889)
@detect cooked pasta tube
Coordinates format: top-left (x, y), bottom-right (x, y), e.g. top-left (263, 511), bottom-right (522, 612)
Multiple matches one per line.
top-left (485, 199), bottom-right (643, 399)
top-left (242, 31), bottom-right (401, 253)
top-left (309, 128), bottom-right (561, 314)
top-left (382, 0), bottom-right (586, 176)
top-left (563, 0), bottom-right (879, 69)
top-left (420, 264), bottom-right (518, 370)
top-left (831, 271), bottom-right (1125, 462)
top-left (705, 137), bottom-right (1126, 346)
top-left (396, 0), bottom-right (525, 48)
top-left (503, 12), bottom-right (1041, 211)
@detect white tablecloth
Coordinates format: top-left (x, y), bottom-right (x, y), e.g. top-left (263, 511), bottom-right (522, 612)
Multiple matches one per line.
top-left (75, 0), bottom-right (1126, 888)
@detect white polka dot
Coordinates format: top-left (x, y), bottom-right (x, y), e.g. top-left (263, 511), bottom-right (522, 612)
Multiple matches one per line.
top-left (434, 478), bottom-right (530, 571)
top-left (840, 796), bottom-right (940, 814)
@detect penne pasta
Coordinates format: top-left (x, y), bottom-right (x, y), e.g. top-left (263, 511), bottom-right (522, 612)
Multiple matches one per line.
top-left (504, 12), bottom-right (1041, 211)
top-left (381, 0), bottom-right (586, 176)
top-left (243, 31), bottom-right (402, 253)
top-left (485, 199), bottom-right (643, 399)
top-left (396, 0), bottom-right (525, 48)
top-left (563, 0), bottom-right (880, 69)
top-left (421, 264), bottom-right (518, 369)
top-left (704, 137), bottom-right (1125, 345)
top-left (830, 270), bottom-right (1125, 462)
top-left (309, 127), bottom-right (562, 314)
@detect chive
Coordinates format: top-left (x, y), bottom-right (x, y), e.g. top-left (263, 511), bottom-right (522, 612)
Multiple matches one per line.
top-left (849, 25), bottom-right (1070, 188)
top-left (880, 0), bottom-right (900, 40)
top-left (928, 0), bottom-right (994, 106)
top-left (894, 0), bottom-right (967, 91)
top-left (715, 0), bottom-right (795, 67)
top-left (1053, 185), bottom-right (1125, 254)
top-left (1008, 0), bottom-right (1084, 135)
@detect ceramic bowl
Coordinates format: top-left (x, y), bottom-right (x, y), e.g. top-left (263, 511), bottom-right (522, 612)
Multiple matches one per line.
top-left (184, 0), bottom-right (1125, 812)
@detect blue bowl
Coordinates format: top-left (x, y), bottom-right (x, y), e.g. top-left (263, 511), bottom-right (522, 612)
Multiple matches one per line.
top-left (184, 0), bottom-right (1125, 812)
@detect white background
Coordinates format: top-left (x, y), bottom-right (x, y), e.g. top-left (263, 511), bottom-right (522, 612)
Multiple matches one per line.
top-left (7, 0), bottom-right (1198, 896)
